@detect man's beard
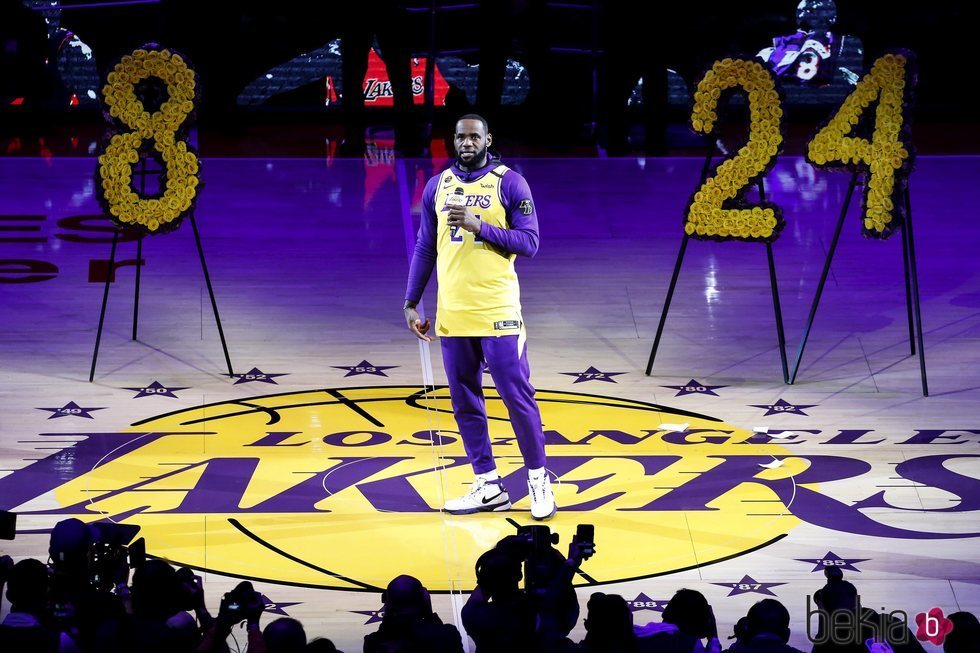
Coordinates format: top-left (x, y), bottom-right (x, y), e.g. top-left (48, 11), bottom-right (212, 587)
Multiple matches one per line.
top-left (456, 145), bottom-right (488, 170)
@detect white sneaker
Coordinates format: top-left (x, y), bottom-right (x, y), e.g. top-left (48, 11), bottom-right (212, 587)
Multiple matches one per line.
top-left (528, 473), bottom-right (557, 521)
top-left (443, 477), bottom-right (511, 514)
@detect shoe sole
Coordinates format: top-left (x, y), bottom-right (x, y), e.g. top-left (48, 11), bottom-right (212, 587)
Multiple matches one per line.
top-left (442, 500), bottom-right (512, 515)
top-left (531, 504), bottom-right (557, 521)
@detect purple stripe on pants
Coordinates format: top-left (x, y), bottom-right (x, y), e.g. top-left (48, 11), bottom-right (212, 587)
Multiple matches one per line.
top-left (440, 335), bottom-right (546, 474)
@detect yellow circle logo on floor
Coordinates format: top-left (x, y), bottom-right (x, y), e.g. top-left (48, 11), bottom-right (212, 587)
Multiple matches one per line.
top-left (52, 386), bottom-right (802, 591)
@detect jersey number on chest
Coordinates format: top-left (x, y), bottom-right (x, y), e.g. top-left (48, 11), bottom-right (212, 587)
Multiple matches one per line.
top-left (450, 214), bottom-right (484, 244)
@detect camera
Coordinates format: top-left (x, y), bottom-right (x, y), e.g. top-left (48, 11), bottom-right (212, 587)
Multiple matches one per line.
top-left (501, 521), bottom-right (596, 593)
top-left (0, 510), bottom-right (16, 540)
top-left (88, 522), bottom-right (141, 593)
top-left (221, 580), bottom-right (260, 624)
top-left (515, 524), bottom-right (559, 555)
top-left (48, 519), bottom-right (142, 596)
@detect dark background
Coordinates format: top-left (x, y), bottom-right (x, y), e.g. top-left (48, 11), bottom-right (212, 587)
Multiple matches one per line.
top-left (1, 0), bottom-right (975, 154)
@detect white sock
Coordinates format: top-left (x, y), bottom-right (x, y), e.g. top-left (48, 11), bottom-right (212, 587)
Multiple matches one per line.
top-left (528, 467), bottom-right (546, 480)
top-left (476, 471), bottom-right (499, 482)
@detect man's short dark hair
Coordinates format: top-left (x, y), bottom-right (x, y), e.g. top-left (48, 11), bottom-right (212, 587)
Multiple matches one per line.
top-left (457, 114), bottom-right (489, 134)
top-left (662, 588), bottom-right (713, 638)
top-left (6, 558), bottom-right (48, 611)
top-left (264, 617), bottom-right (307, 653)
top-left (747, 599), bottom-right (791, 641)
top-left (945, 611), bottom-right (980, 653)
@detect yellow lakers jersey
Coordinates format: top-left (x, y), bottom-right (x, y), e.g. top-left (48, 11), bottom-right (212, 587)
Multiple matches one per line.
top-left (434, 165), bottom-right (523, 337)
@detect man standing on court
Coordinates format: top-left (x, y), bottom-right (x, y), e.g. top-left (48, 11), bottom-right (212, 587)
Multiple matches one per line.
top-left (403, 114), bottom-right (555, 521)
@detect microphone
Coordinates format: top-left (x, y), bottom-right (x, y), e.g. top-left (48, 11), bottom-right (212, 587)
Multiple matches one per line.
top-left (445, 187), bottom-right (466, 208)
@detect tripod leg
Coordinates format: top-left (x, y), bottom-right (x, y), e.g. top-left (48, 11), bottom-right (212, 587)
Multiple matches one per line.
top-left (789, 172), bottom-right (858, 384)
top-left (90, 229), bottom-right (120, 382)
top-left (645, 235), bottom-right (689, 376)
top-left (190, 212), bottom-right (234, 378)
top-left (767, 242), bottom-right (789, 383)
top-left (133, 234), bottom-right (143, 340)
top-left (901, 213), bottom-right (915, 355)
top-left (902, 185), bottom-right (928, 396)
top-left (757, 179), bottom-right (788, 382)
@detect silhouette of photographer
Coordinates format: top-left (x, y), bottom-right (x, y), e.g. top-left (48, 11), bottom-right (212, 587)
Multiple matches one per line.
top-left (466, 524), bottom-right (595, 652)
top-left (364, 574), bottom-right (463, 653)
top-left (198, 579), bottom-right (267, 652)
top-left (462, 547), bottom-right (536, 652)
top-left (1, 558), bottom-right (78, 652)
top-left (809, 568), bottom-right (923, 653)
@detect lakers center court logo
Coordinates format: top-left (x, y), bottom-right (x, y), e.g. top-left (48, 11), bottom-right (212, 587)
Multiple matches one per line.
top-left (6, 386), bottom-right (820, 591)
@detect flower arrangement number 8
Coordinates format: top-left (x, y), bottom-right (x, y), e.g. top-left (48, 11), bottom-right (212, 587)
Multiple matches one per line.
top-left (97, 45), bottom-right (201, 235)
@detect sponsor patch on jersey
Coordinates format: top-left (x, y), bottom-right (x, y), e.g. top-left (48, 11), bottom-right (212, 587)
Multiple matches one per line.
top-left (494, 319), bottom-right (521, 330)
top-left (518, 199), bottom-right (534, 215)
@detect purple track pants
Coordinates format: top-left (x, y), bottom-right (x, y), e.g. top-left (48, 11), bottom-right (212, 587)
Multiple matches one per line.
top-left (440, 335), bottom-right (546, 474)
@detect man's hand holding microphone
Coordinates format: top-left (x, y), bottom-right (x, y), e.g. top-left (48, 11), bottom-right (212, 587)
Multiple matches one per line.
top-left (446, 187), bottom-right (482, 234)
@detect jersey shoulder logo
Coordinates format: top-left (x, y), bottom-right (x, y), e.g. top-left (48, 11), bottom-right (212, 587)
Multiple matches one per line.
top-left (518, 199), bottom-right (534, 215)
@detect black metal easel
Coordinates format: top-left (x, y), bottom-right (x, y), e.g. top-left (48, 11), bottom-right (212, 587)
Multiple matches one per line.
top-left (788, 175), bottom-right (928, 395)
top-left (645, 144), bottom-right (789, 382)
top-left (89, 156), bottom-right (234, 382)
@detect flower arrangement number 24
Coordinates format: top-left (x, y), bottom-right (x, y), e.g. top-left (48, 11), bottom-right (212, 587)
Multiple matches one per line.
top-left (97, 45), bottom-right (201, 235)
top-left (683, 50), bottom-right (916, 243)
